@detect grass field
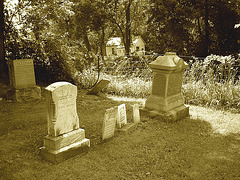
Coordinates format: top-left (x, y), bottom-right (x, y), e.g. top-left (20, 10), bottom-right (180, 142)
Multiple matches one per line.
top-left (1, 89), bottom-right (240, 180)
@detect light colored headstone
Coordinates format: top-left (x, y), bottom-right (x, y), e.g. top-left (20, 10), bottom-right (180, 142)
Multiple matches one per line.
top-left (116, 104), bottom-right (127, 128)
top-left (41, 81), bottom-right (90, 163)
top-left (87, 79), bottom-right (110, 95)
top-left (45, 82), bottom-right (79, 136)
top-left (102, 107), bottom-right (118, 140)
top-left (132, 104), bottom-right (140, 123)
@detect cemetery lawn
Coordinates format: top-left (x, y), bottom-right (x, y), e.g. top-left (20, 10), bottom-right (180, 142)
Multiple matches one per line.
top-left (1, 89), bottom-right (240, 180)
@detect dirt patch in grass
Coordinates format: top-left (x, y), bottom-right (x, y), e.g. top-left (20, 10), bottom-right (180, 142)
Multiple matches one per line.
top-left (1, 89), bottom-right (240, 180)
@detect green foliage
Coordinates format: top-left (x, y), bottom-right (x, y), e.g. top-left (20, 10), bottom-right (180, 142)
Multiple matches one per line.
top-left (146, 0), bottom-right (240, 56)
top-left (183, 54), bottom-right (240, 111)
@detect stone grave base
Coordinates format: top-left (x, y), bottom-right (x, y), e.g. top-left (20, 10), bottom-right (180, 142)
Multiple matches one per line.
top-left (140, 105), bottom-right (189, 122)
top-left (40, 129), bottom-right (90, 164)
top-left (6, 86), bottom-right (41, 102)
top-left (116, 123), bottom-right (138, 133)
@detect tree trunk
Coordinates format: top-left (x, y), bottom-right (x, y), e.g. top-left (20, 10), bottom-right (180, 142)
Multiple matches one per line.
top-left (0, 0), bottom-right (8, 83)
top-left (83, 33), bottom-right (91, 52)
top-left (100, 26), bottom-right (105, 59)
top-left (125, 0), bottom-right (131, 56)
top-left (204, 0), bottom-right (210, 56)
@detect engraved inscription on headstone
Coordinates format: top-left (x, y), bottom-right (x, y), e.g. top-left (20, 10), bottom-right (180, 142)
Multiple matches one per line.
top-left (102, 107), bottom-right (118, 140)
top-left (116, 104), bottom-right (127, 128)
top-left (45, 82), bottom-right (79, 136)
top-left (11, 59), bottom-right (36, 89)
top-left (132, 104), bottom-right (140, 123)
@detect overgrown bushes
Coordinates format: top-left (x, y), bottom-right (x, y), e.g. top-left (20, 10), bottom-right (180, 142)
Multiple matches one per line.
top-left (76, 54), bottom-right (240, 112)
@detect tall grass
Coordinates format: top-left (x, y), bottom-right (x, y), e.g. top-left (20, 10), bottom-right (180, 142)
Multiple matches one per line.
top-left (183, 55), bottom-right (240, 111)
top-left (75, 55), bottom-right (240, 112)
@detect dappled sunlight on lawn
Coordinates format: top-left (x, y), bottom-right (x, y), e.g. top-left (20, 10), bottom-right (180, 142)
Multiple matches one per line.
top-left (190, 105), bottom-right (240, 135)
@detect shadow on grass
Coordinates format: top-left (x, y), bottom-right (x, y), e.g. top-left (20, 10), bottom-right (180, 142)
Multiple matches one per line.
top-left (0, 91), bottom-right (240, 179)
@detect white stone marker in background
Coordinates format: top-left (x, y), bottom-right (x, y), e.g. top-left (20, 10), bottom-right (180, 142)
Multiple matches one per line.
top-left (41, 81), bottom-right (90, 164)
top-left (116, 104), bottom-right (127, 128)
top-left (102, 107), bottom-right (118, 140)
top-left (132, 104), bottom-right (140, 123)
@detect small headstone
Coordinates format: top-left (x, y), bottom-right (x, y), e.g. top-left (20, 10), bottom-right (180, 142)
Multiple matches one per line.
top-left (132, 104), bottom-right (140, 123)
top-left (116, 104), bottom-right (127, 128)
top-left (102, 107), bottom-right (118, 141)
top-left (41, 81), bottom-right (90, 164)
top-left (6, 59), bottom-right (41, 102)
top-left (87, 79), bottom-right (110, 95)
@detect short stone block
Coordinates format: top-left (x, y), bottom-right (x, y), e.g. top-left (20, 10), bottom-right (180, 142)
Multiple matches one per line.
top-left (140, 105), bottom-right (189, 122)
top-left (40, 138), bottom-right (90, 164)
top-left (43, 128), bottom-right (86, 150)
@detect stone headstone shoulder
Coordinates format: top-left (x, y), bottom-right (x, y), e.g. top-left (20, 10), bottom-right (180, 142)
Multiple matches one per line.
top-left (41, 81), bottom-right (90, 164)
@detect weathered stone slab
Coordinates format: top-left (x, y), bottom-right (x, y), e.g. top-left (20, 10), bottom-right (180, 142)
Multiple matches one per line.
top-left (9, 59), bottom-right (36, 89)
top-left (116, 123), bottom-right (138, 133)
top-left (43, 128), bottom-right (85, 150)
top-left (6, 86), bottom-right (41, 102)
top-left (40, 138), bottom-right (90, 164)
top-left (140, 105), bottom-right (189, 122)
top-left (45, 82), bottom-right (79, 136)
top-left (102, 107), bottom-right (118, 140)
top-left (132, 104), bottom-right (140, 123)
top-left (87, 79), bottom-right (110, 95)
top-left (6, 59), bottom-right (41, 102)
top-left (116, 104), bottom-right (127, 128)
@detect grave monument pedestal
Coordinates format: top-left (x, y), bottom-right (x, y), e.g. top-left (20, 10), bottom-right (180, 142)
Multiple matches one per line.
top-left (140, 52), bottom-right (189, 122)
top-left (40, 82), bottom-right (90, 164)
top-left (6, 59), bottom-right (41, 102)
